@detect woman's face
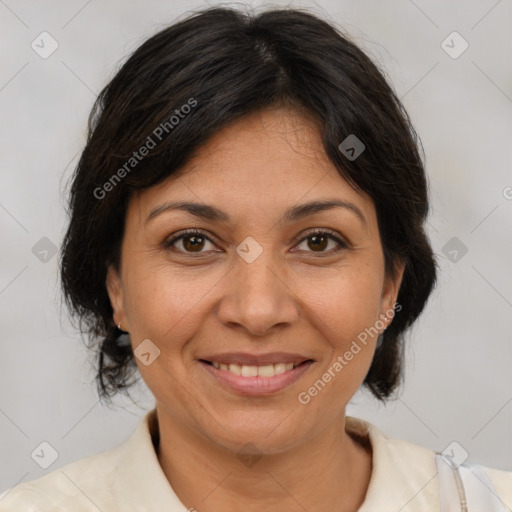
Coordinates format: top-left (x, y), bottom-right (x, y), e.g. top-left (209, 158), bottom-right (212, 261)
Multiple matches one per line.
top-left (107, 107), bottom-right (403, 454)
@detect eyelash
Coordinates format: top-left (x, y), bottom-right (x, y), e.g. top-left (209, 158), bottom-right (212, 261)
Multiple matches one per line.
top-left (162, 228), bottom-right (348, 257)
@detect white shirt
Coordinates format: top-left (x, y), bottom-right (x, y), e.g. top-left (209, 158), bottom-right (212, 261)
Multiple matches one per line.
top-left (1, 409), bottom-right (511, 511)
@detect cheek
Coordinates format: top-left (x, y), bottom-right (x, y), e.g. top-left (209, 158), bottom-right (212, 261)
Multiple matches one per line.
top-left (300, 264), bottom-right (384, 344)
top-left (295, 265), bottom-right (383, 395)
top-left (122, 263), bottom-right (220, 346)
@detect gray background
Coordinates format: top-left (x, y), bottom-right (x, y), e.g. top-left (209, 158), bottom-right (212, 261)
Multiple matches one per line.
top-left (1, 0), bottom-right (511, 493)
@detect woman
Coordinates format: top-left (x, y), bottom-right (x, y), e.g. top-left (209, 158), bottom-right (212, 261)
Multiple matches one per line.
top-left (1, 6), bottom-right (510, 511)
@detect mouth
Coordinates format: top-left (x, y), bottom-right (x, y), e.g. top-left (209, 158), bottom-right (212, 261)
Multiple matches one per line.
top-left (197, 354), bottom-right (315, 395)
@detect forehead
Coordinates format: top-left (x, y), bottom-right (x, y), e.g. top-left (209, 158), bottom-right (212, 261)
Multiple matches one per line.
top-left (128, 108), bottom-right (376, 228)
top-left (185, 107), bottom-right (337, 175)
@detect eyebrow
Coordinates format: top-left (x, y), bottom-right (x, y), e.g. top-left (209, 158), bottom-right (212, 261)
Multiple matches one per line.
top-left (145, 198), bottom-right (366, 227)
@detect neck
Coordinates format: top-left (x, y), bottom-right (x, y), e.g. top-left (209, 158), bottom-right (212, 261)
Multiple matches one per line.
top-left (155, 407), bottom-right (372, 512)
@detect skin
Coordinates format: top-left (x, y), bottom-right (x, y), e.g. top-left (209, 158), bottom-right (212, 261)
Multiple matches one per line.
top-left (107, 107), bottom-right (404, 512)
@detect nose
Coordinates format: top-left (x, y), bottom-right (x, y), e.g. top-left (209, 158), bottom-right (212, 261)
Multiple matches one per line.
top-left (216, 247), bottom-right (300, 338)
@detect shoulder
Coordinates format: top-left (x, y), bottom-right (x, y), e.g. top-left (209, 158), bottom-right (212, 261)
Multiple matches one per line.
top-left (0, 443), bottom-right (125, 511)
top-left (0, 409), bottom-right (161, 512)
top-left (346, 416), bottom-right (512, 511)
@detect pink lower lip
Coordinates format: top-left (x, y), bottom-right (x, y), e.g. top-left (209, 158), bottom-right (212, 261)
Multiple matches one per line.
top-left (199, 360), bottom-right (314, 395)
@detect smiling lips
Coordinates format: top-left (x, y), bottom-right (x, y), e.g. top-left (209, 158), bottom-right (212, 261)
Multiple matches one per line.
top-left (199, 352), bottom-right (314, 394)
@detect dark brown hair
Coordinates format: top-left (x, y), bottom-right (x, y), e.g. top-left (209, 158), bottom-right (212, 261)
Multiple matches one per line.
top-left (60, 6), bottom-right (437, 404)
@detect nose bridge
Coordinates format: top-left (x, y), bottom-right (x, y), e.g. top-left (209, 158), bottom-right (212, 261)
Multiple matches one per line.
top-left (217, 239), bottom-right (299, 336)
top-left (236, 247), bottom-right (281, 299)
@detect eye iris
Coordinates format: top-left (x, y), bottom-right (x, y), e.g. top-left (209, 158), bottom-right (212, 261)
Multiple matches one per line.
top-left (308, 234), bottom-right (328, 251)
top-left (183, 234), bottom-right (205, 252)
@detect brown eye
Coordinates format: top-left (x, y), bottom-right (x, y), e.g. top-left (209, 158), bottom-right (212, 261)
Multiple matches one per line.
top-left (164, 228), bottom-right (347, 257)
top-left (306, 234), bottom-right (329, 251)
top-left (295, 230), bottom-right (347, 255)
top-left (181, 234), bottom-right (206, 252)
top-left (164, 229), bottom-right (216, 254)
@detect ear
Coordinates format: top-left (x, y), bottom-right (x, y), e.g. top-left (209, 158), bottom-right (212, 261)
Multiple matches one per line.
top-left (106, 265), bottom-right (126, 329)
top-left (380, 261), bottom-right (405, 324)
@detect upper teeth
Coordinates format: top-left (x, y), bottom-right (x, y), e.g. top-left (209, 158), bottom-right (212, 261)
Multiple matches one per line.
top-left (211, 362), bottom-right (298, 377)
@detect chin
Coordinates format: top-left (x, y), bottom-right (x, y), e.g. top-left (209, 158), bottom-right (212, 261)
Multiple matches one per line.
top-left (201, 411), bottom-right (309, 455)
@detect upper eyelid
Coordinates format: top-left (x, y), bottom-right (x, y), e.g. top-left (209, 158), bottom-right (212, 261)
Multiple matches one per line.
top-left (165, 228), bottom-right (217, 246)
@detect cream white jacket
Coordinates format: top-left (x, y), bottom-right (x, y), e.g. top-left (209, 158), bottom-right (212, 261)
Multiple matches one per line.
top-left (1, 409), bottom-right (511, 511)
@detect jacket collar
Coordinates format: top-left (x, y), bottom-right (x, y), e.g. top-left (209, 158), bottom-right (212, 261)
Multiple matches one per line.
top-left (112, 409), bottom-right (439, 511)
top-left (346, 417), bottom-right (439, 511)
top-left (113, 409), bottom-right (186, 511)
